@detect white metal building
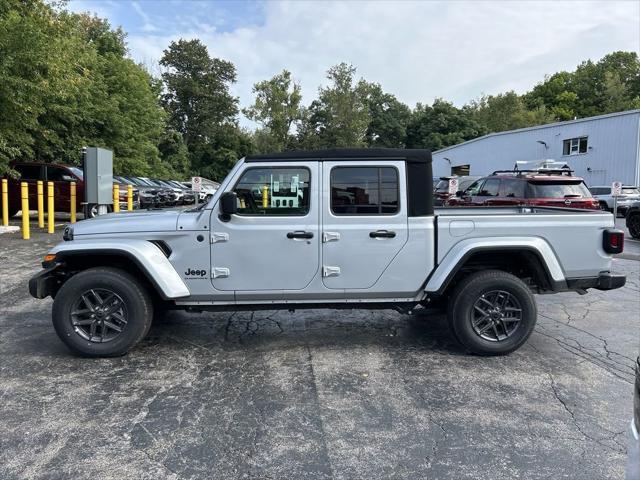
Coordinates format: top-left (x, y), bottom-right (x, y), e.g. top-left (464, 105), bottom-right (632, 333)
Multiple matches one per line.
top-left (432, 109), bottom-right (640, 187)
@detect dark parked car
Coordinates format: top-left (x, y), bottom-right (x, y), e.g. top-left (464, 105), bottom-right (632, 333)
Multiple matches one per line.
top-left (1, 162), bottom-right (137, 218)
top-left (434, 175), bottom-right (481, 206)
top-left (446, 170), bottom-right (599, 210)
top-left (626, 202), bottom-right (640, 239)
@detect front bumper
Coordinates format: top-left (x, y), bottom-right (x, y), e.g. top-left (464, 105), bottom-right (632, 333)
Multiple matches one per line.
top-left (28, 264), bottom-right (64, 299)
top-left (566, 273), bottom-right (626, 291)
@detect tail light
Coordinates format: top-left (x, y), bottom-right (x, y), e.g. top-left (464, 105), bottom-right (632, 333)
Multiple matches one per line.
top-left (603, 229), bottom-right (624, 254)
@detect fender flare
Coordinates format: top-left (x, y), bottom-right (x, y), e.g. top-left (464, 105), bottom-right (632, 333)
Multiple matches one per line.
top-left (49, 239), bottom-right (190, 299)
top-left (424, 237), bottom-right (566, 294)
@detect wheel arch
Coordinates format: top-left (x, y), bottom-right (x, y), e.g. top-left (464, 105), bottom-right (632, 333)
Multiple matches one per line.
top-left (425, 238), bottom-right (566, 296)
top-left (47, 241), bottom-right (190, 300)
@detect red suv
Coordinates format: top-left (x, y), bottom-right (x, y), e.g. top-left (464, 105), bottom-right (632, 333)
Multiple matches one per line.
top-left (1, 162), bottom-right (137, 218)
top-left (446, 170), bottom-right (599, 210)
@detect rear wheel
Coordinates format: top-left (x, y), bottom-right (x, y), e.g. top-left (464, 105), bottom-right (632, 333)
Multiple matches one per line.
top-left (52, 267), bottom-right (153, 357)
top-left (628, 212), bottom-right (640, 239)
top-left (447, 270), bottom-right (537, 355)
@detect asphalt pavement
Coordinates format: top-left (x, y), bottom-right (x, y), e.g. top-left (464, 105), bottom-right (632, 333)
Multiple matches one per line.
top-left (0, 220), bottom-right (638, 479)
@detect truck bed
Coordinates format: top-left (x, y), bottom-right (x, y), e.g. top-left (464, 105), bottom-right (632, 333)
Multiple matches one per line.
top-left (434, 206), bottom-right (615, 279)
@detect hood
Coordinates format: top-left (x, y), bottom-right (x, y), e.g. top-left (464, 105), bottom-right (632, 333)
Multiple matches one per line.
top-left (72, 209), bottom-right (182, 235)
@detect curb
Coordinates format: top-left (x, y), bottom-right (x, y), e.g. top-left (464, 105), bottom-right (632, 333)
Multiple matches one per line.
top-left (0, 226), bottom-right (20, 235)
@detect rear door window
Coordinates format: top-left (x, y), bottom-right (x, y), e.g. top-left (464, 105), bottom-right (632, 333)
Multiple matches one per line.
top-left (15, 164), bottom-right (43, 180)
top-left (331, 167), bottom-right (399, 215)
top-left (501, 178), bottom-right (525, 198)
top-left (527, 181), bottom-right (591, 198)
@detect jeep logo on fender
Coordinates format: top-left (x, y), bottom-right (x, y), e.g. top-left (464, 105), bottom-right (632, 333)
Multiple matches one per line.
top-left (184, 268), bottom-right (207, 278)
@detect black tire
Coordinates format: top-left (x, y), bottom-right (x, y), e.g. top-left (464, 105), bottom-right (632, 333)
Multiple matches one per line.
top-left (447, 270), bottom-right (537, 356)
top-left (52, 267), bottom-right (153, 357)
top-left (628, 212), bottom-right (640, 239)
top-left (599, 201), bottom-right (609, 212)
top-left (84, 204), bottom-right (113, 218)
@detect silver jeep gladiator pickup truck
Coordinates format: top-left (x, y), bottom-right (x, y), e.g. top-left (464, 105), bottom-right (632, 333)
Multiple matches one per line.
top-left (29, 149), bottom-right (626, 357)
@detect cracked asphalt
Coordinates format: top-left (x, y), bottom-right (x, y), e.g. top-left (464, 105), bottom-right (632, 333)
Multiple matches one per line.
top-left (0, 225), bottom-right (639, 480)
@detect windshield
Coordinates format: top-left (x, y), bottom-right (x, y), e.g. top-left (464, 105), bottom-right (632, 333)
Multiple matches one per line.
top-left (69, 167), bottom-right (83, 179)
top-left (435, 180), bottom-right (449, 192)
top-left (527, 181), bottom-right (591, 198)
top-left (622, 187), bottom-right (639, 195)
top-left (132, 177), bottom-right (154, 187)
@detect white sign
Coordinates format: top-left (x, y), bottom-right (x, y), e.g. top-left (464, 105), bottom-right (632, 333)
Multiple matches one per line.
top-left (448, 177), bottom-right (459, 195)
top-left (192, 176), bottom-right (202, 192)
top-left (611, 181), bottom-right (622, 196)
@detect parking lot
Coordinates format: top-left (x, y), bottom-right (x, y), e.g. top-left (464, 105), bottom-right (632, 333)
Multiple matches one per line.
top-left (0, 220), bottom-right (638, 479)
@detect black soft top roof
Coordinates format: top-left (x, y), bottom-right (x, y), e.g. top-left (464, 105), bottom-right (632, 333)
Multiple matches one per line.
top-left (245, 148), bottom-right (434, 217)
top-left (245, 148), bottom-right (431, 164)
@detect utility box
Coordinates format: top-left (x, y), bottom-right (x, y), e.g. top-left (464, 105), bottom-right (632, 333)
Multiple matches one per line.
top-left (83, 147), bottom-right (113, 205)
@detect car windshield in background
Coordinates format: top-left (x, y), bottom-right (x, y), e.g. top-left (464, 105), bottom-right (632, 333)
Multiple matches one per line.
top-left (69, 167), bottom-right (83, 179)
top-left (622, 187), bottom-right (640, 195)
top-left (435, 180), bottom-right (449, 192)
top-left (528, 181), bottom-right (591, 198)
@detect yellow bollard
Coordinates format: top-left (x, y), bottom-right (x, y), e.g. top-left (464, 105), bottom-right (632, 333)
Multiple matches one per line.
top-left (113, 184), bottom-right (120, 213)
top-left (1, 179), bottom-right (8, 226)
top-left (47, 181), bottom-right (54, 234)
top-left (70, 182), bottom-right (76, 223)
top-left (262, 185), bottom-right (269, 208)
top-left (37, 180), bottom-right (44, 228)
top-left (21, 182), bottom-right (29, 240)
top-left (127, 184), bottom-right (133, 211)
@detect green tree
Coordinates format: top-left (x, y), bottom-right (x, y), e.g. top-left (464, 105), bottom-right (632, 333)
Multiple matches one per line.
top-left (405, 99), bottom-right (486, 151)
top-left (365, 84), bottom-right (411, 148)
top-left (243, 70), bottom-right (303, 152)
top-left (0, 3), bottom-right (168, 176)
top-left (525, 51), bottom-right (640, 120)
top-left (160, 39), bottom-right (240, 176)
top-left (467, 91), bottom-right (555, 133)
top-left (297, 63), bottom-right (371, 148)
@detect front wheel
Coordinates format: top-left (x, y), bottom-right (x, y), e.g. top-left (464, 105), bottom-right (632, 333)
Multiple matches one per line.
top-left (447, 270), bottom-right (537, 356)
top-left (52, 267), bottom-right (153, 357)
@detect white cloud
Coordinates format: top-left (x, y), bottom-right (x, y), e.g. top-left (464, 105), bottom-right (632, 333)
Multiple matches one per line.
top-left (121, 1), bottom-right (639, 126)
top-left (131, 1), bottom-right (158, 32)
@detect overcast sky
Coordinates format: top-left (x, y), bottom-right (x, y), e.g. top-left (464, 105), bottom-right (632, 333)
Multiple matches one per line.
top-left (69, 0), bottom-right (640, 121)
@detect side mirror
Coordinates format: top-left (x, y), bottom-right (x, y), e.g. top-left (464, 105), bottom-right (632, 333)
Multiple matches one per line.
top-left (219, 191), bottom-right (237, 220)
top-left (455, 190), bottom-right (464, 198)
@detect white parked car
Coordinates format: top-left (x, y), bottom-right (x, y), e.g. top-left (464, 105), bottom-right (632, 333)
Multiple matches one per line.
top-left (589, 185), bottom-right (640, 216)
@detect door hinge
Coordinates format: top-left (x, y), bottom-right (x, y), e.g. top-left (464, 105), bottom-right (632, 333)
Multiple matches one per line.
top-left (322, 231), bottom-right (340, 243)
top-left (212, 267), bottom-right (230, 278)
top-left (322, 266), bottom-right (341, 277)
top-left (211, 232), bottom-right (229, 243)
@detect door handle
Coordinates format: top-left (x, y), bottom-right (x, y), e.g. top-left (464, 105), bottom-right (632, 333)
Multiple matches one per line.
top-left (369, 230), bottom-right (396, 239)
top-left (287, 231), bottom-right (314, 239)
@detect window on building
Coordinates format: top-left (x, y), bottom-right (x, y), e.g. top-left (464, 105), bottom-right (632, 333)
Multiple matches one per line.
top-left (451, 164), bottom-right (470, 176)
top-left (233, 167), bottom-right (310, 216)
top-left (331, 167), bottom-right (399, 215)
top-left (562, 136), bottom-right (588, 155)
